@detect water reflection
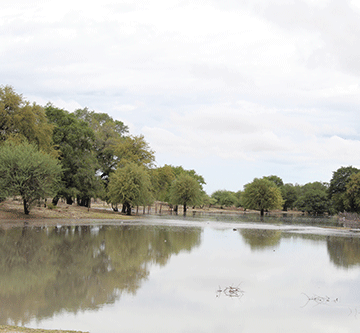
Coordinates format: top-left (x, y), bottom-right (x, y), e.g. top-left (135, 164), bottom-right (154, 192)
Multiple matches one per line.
top-left (0, 224), bottom-right (201, 326)
top-left (240, 229), bottom-right (282, 250)
top-left (1, 219), bottom-right (360, 333)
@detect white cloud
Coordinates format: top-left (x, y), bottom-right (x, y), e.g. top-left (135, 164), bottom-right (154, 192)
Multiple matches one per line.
top-left (2, 0), bottom-right (360, 192)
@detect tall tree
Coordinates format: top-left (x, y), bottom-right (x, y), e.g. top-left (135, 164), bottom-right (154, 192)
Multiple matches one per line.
top-left (114, 134), bottom-right (155, 168)
top-left (211, 190), bottom-right (238, 208)
top-left (107, 162), bottom-right (153, 215)
top-left (345, 173), bottom-right (360, 213)
top-left (45, 105), bottom-right (102, 206)
top-left (242, 178), bottom-right (284, 216)
top-left (73, 108), bottom-right (129, 184)
top-left (0, 141), bottom-right (62, 214)
top-left (150, 165), bottom-right (176, 202)
top-left (329, 166), bottom-right (360, 212)
top-left (0, 85), bottom-right (54, 154)
top-left (169, 174), bottom-right (203, 215)
top-left (295, 182), bottom-right (332, 215)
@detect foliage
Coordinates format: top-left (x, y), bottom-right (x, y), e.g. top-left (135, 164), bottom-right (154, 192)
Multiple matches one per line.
top-left (211, 190), bottom-right (238, 208)
top-left (295, 182), bottom-right (332, 215)
top-left (328, 166), bottom-right (360, 212)
top-left (150, 165), bottom-right (176, 202)
top-left (0, 85), bottom-right (54, 154)
top-left (0, 141), bottom-right (62, 214)
top-left (242, 178), bottom-right (284, 216)
top-left (345, 173), bottom-right (360, 213)
top-left (263, 175), bottom-right (284, 187)
top-left (107, 162), bottom-right (153, 215)
top-left (73, 108), bottom-right (129, 184)
top-left (114, 135), bottom-right (155, 168)
top-left (281, 183), bottom-right (300, 211)
top-left (45, 105), bottom-right (102, 206)
top-left (169, 173), bottom-right (203, 215)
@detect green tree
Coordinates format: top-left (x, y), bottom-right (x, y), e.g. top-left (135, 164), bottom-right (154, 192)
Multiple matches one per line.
top-left (169, 173), bottom-right (203, 215)
top-left (0, 85), bottom-right (54, 154)
top-left (45, 104), bottom-right (102, 206)
top-left (242, 178), bottom-right (284, 216)
top-left (329, 166), bottom-right (360, 212)
top-left (115, 135), bottom-right (155, 168)
top-left (211, 190), bottom-right (238, 208)
top-left (345, 173), bottom-right (360, 213)
top-left (107, 162), bottom-right (153, 215)
top-left (0, 141), bottom-right (62, 214)
top-left (263, 175), bottom-right (284, 187)
top-left (281, 183), bottom-right (300, 211)
top-left (73, 108), bottom-right (129, 185)
top-left (295, 182), bottom-right (331, 215)
top-left (150, 165), bottom-right (176, 202)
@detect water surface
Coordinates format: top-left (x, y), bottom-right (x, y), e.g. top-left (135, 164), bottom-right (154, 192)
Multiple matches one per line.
top-left (1, 215), bottom-right (360, 333)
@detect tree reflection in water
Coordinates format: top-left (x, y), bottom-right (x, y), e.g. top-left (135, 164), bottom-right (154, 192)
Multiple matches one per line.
top-left (0, 224), bottom-right (201, 326)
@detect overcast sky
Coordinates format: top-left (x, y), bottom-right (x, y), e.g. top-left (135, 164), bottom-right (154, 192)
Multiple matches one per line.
top-left (2, 0), bottom-right (360, 194)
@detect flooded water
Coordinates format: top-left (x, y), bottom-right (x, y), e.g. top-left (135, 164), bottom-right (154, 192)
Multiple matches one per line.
top-left (1, 214), bottom-right (360, 333)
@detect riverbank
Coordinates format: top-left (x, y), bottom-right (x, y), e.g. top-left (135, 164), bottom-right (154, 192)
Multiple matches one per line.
top-left (0, 325), bottom-right (88, 333)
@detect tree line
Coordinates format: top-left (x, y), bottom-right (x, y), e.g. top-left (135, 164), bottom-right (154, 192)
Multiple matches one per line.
top-left (0, 85), bottom-right (206, 214)
top-left (210, 169), bottom-right (360, 216)
top-left (1, 85), bottom-right (359, 216)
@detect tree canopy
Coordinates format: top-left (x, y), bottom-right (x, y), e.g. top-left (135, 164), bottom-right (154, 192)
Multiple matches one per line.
top-left (0, 85), bottom-right (54, 154)
top-left (242, 178), bottom-right (284, 216)
top-left (107, 162), bottom-right (152, 215)
top-left (169, 173), bottom-right (203, 215)
top-left (0, 141), bottom-right (62, 214)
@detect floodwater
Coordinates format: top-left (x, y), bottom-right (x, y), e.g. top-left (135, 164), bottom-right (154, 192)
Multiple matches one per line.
top-left (1, 214), bottom-right (360, 333)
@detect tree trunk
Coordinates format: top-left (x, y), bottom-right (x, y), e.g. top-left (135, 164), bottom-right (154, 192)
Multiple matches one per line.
top-left (183, 203), bottom-right (187, 216)
top-left (260, 208), bottom-right (264, 216)
top-left (66, 196), bottom-right (73, 205)
top-left (23, 199), bottom-right (30, 215)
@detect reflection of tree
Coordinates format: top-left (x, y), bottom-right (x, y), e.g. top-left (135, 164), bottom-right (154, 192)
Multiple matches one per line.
top-left (327, 236), bottom-right (360, 268)
top-left (0, 225), bottom-right (201, 325)
top-left (240, 229), bottom-right (281, 250)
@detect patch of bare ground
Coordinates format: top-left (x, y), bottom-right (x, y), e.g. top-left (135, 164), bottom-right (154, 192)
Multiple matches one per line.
top-left (0, 325), bottom-right (88, 333)
top-left (0, 198), bottom-right (132, 221)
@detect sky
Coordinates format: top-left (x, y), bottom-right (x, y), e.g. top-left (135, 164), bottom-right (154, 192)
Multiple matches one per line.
top-left (2, 0), bottom-right (360, 194)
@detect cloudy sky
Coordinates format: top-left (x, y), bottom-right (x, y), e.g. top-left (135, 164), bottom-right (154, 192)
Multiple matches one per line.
top-left (2, 0), bottom-right (360, 194)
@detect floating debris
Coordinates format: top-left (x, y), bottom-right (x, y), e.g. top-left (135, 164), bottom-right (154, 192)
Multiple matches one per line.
top-left (301, 293), bottom-right (339, 307)
top-left (216, 284), bottom-right (244, 298)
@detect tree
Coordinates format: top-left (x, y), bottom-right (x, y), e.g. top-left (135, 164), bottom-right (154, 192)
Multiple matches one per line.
top-left (150, 165), bottom-right (176, 202)
top-left (0, 85), bottom-right (54, 154)
top-left (211, 190), bottom-right (238, 208)
top-left (73, 108), bottom-right (129, 185)
top-left (45, 105), bottom-right (102, 206)
top-left (263, 175), bottom-right (284, 187)
top-left (345, 173), bottom-right (360, 213)
top-left (329, 166), bottom-right (360, 212)
top-left (107, 162), bottom-right (152, 215)
top-left (242, 178), bottom-right (284, 216)
top-left (295, 182), bottom-right (331, 215)
top-left (281, 183), bottom-right (300, 211)
top-left (114, 135), bottom-right (155, 168)
top-left (169, 174), bottom-right (203, 215)
top-left (0, 141), bottom-right (62, 214)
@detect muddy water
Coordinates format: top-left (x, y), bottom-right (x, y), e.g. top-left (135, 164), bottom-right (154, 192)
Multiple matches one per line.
top-left (1, 215), bottom-right (360, 333)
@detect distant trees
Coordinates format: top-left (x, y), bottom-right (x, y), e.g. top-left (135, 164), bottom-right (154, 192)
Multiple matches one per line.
top-left (329, 166), bottom-right (360, 213)
top-left (211, 190), bottom-right (238, 209)
top-left (242, 178), bottom-right (284, 216)
top-left (0, 141), bottom-right (62, 214)
top-left (295, 182), bottom-right (332, 215)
